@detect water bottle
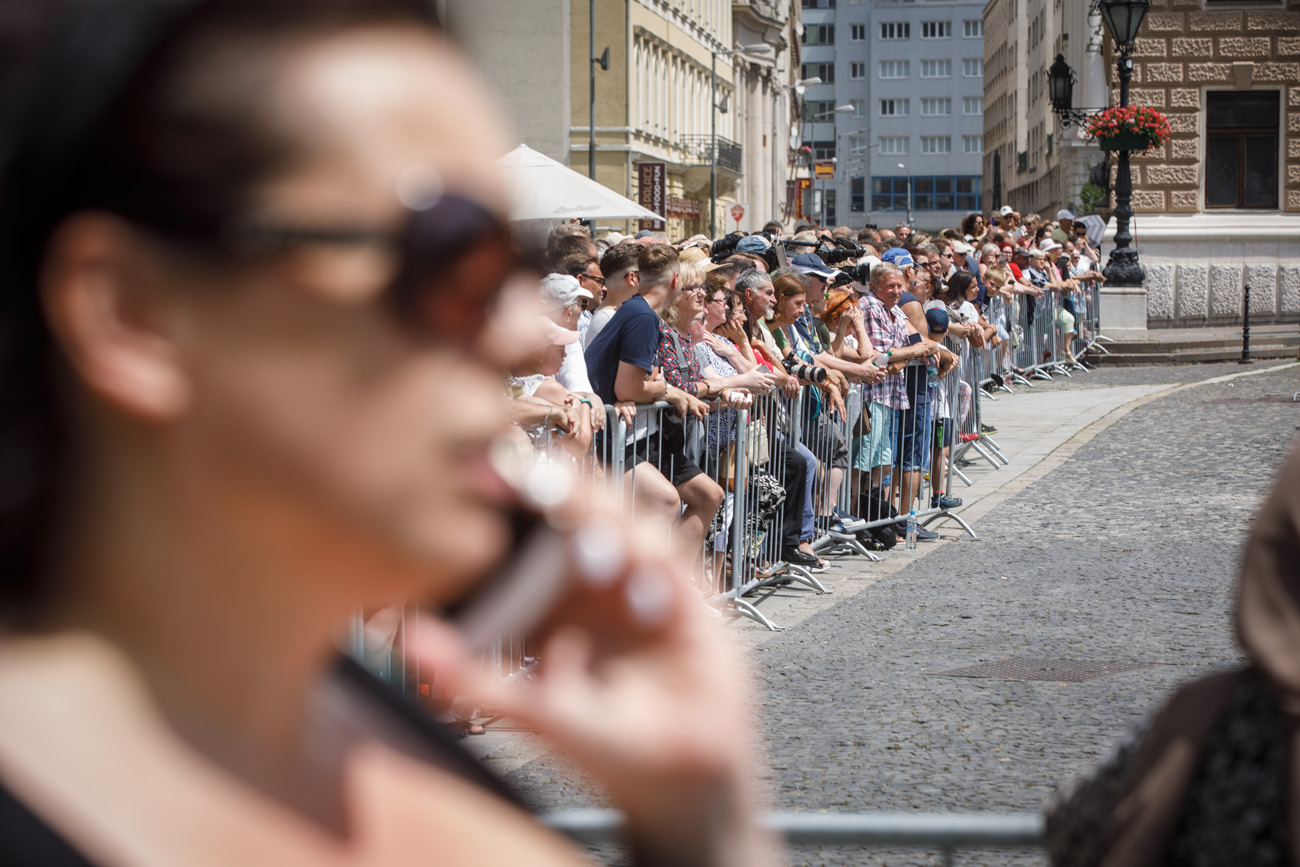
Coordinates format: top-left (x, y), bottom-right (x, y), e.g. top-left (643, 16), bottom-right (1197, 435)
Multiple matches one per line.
top-left (905, 510), bottom-right (918, 551)
top-left (874, 349), bottom-right (892, 368)
top-left (926, 358), bottom-right (938, 389)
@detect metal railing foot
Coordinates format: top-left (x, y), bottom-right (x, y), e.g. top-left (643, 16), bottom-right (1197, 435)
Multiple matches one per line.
top-left (727, 598), bottom-right (782, 631)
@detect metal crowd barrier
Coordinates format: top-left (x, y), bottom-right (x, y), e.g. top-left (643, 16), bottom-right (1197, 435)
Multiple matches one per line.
top-left (543, 807), bottom-right (1045, 866)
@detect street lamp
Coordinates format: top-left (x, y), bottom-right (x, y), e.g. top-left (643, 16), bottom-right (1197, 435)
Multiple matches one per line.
top-left (587, 0), bottom-right (609, 182)
top-left (711, 43), bottom-right (773, 236)
top-left (806, 104), bottom-right (852, 226)
top-left (772, 77), bottom-right (821, 224)
top-left (898, 162), bottom-right (912, 228)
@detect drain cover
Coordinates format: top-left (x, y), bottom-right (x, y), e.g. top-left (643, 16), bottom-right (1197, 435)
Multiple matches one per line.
top-left (934, 658), bottom-right (1152, 682)
top-left (1205, 395), bottom-right (1300, 404)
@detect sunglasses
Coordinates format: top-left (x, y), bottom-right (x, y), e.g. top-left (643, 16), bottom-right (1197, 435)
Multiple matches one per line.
top-left (581, 272), bottom-right (606, 287)
top-left (225, 191), bottom-right (516, 343)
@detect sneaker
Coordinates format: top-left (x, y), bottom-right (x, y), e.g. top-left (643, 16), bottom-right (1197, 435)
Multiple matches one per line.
top-left (829, 506), bottom-right (868, 533)
top-left (915, 525), bottom-right (940, 542)
top-left (782, 547), bottom-right (827, 573)
top-left (930, 493), bottom-right (963, 509)
top-left (980, 422), bottom-right (998, 435)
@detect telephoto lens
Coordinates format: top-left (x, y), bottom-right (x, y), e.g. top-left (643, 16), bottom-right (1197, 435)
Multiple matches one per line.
top-left (841, 263), bottom-right (872, 285)
top-left (782, 356), bottom-right (829, 384)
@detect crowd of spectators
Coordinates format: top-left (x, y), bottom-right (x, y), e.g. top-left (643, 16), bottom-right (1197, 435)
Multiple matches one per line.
top-left (510, 208), bottom-right (1107, 586)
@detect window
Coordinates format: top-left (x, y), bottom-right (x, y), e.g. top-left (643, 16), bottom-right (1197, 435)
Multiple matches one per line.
top-left (908, 176), bottom-right (981, 211)
top-left (851, 23), bottom-right (866, 41)
top-left (963, 135), bottom-right (984, 153)
top-left (850, 136), bottom-right (867, 156)
top-left (825, 190), bottom-right (837, 225)
top-left (879, 136), bottom-right (909, 154)
top-left (963, 58), bottom-right (984, 77)
top-left (880, 22), bottom-right (909, 40)
top-left (851, 177), bottom-right (865, 213)
top-left (921, 98), bottom-right (951, 116)
top-left (879, 60), bottom-right (909, 79)
top-left (850, 99), bottom-right (865, 118)
top-left (963, 19), bottom-right (983, 37)
top-left (1206, 91), bottom-right (1279, 209)
top-left (963, 96), bottom-right (984, 115)
top-left (920, 60), bottom-right (951, 79)
top-left (801, 62), bottom-right (835, 83)
top-left (803, 24), bottom-right (835, 45)
top-left (921, 21), bottom-right (951, 39)
top-left (872, 176), bottom-right (911, 211)
top-left (801, 0), bottom-right (835, 7)
top-left (850, 62), bottom-right (866, 80)
top-left (810, 140), bottom-right (836, 160)
top-left (879, 98), bottom-right (910, 116)
top-left (920, 136), bottom-right (951, 154)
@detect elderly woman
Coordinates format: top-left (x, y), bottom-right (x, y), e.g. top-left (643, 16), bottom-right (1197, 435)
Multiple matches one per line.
top-left (0, 2), bottom-right (772, 865)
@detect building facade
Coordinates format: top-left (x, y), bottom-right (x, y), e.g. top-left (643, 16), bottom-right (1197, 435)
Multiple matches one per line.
top-left (982, 0), bottom-right (1300, 329)
top-left (800, 0), bottom-right (986, 232)
top-left (443, 1), bottom-right (801, 238)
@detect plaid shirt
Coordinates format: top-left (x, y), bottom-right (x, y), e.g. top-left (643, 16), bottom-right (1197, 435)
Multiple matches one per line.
top-left (860, 291), bottom-right (910, 410)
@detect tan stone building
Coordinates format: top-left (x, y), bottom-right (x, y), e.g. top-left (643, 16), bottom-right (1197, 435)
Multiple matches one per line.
top-left (982, 0), bottom-right (1300, 330)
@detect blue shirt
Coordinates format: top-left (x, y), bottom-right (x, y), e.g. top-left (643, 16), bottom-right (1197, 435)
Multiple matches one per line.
top-left (584, 294), bottom-right (660, 405)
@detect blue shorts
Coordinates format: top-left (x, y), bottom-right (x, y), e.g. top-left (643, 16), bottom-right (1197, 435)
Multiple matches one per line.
top-left (893, 400), bottom-right (932, 472)
top-left (852, 402), bottom-right (894, 471)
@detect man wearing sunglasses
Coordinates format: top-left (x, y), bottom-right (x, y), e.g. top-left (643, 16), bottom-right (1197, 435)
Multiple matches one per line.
top-left (584, 243), bottom-right (639, 350)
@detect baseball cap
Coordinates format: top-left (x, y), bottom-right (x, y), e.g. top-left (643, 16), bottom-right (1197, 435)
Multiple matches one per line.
top-left (1040, 239), bottom-right (1062, 254)
top-left (925, 307), bottom-right (950, 333)
top-left (736, 235), bottom-right (769, 255)
top-left (999, 205), bottom-right (1014, 217)
top-left (1056, 209), bottom-right (1076, 222)
top-left (540, 272), bottom-right (594, 310)
top-left (880, 247), bottom-right (915, 269)
top-left (790, 252), bottom-right (838, 279)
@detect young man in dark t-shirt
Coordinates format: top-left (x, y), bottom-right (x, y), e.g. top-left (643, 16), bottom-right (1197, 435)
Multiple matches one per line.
top-left (585, 245), bottom-right (721, 553)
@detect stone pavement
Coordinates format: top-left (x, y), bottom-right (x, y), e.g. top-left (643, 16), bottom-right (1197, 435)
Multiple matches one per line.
top-left (470, 360), bottom-right (1300, 866)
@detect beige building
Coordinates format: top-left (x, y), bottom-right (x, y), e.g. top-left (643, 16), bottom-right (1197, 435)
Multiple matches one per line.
top-left (445, 0), bottom-right (801, 239)
top-left (575, 0), bottom-right (799, 238)
top-left (983, 0), bottom-right (1300, 330)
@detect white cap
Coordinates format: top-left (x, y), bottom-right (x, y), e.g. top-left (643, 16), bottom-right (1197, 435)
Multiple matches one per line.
top-left (540, 273), bottom-right (593, 310)
top-left (999, 205), bottom-right (1014, 217)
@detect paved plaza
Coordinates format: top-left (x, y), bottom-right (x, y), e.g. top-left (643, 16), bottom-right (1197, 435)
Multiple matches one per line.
top-left (479, 359), bottom-right (1300, 865)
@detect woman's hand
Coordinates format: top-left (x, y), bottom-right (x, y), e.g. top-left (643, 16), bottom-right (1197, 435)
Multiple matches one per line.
top-left (736, 367), bottom-right (776, 394)
top-left (405, 498), bottom-right (775, 867)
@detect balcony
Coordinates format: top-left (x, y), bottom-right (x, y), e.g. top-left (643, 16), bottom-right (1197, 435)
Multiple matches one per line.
top-left (680, 135), bottom-right (743, 175)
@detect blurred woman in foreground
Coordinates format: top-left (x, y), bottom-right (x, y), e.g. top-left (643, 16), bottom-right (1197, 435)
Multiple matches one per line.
top-left (0, 2), bottom-right (771, 865)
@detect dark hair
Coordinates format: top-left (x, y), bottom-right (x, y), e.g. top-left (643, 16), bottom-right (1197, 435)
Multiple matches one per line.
top-left (0, 0), bottom-right (430, 618)
top-left (599, 243), bottom-right (638, 278)
top-left (942, 270), bottom-right (976, 306)
top-left (960, 213), bottom-right (985, 238)
top-left (635, 243), bottom-right (679, 289)
top-left (558, 253), bottom-right (597, 279)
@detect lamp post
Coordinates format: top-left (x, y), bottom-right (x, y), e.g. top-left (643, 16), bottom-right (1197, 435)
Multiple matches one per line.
top-left (773, 76), bottom-right (821, 227)
top-left (806, 104), bottom-right (853, 227)
top-left (898, 162), bottom-right (912, 228)
top-left (711, 43), bottom-right (773, 236)
top-left (587, 0), bottom-right (609, 181)
top-left (1046, 0), bottom-right (1149, 286)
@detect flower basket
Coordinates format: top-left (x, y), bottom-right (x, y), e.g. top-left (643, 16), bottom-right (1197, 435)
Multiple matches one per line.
top-left (1083, 105), bottom-right (1171, 154)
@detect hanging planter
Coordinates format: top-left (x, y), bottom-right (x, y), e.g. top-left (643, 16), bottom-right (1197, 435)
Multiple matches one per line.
top-left (1083, 105), bottom-right (1171, 153)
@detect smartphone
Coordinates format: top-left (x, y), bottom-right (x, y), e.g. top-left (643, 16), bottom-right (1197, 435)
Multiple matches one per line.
top-left (442, 508), bottom-right (573, 653)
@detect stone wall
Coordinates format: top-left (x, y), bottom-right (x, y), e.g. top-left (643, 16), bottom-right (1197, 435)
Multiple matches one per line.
top-left (1117, 2), bottom-right (1300, 215)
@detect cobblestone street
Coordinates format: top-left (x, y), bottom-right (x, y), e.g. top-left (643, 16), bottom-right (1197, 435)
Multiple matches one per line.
top-left (487, 361), bottom-right (1300, 865)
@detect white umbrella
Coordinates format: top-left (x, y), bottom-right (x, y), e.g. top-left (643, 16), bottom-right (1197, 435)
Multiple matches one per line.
top-left (497, 144), bottom-right (662, 223)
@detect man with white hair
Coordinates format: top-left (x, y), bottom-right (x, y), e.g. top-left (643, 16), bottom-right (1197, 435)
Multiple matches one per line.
top-left (540, 272), bottom-right (606, 432)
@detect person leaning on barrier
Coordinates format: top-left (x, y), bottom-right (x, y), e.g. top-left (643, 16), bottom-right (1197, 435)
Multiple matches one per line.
top-left (852, 263), bottom-right (940, 522)
top-left (585, 244), bottom-right (718, 545)
top-left (505, 316), bottom-right (594, 460)
top-left (0, 1), bottom-right (777, 864)
top-left (539, 273), bottom-right (605, 434)
top-left (555, 252), bottom-right (602, 340)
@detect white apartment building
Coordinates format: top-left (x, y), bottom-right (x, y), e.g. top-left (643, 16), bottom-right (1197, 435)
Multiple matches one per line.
top-left (799, 0), bottom-right (985, 231)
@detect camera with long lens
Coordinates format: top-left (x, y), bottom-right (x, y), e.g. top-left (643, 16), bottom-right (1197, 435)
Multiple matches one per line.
top-left (782, 355), bottom-right (828, 384)
top-left (710, 231), bottom-right (745, 259)
top-left (840, 263), bottom-right (872, 285)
